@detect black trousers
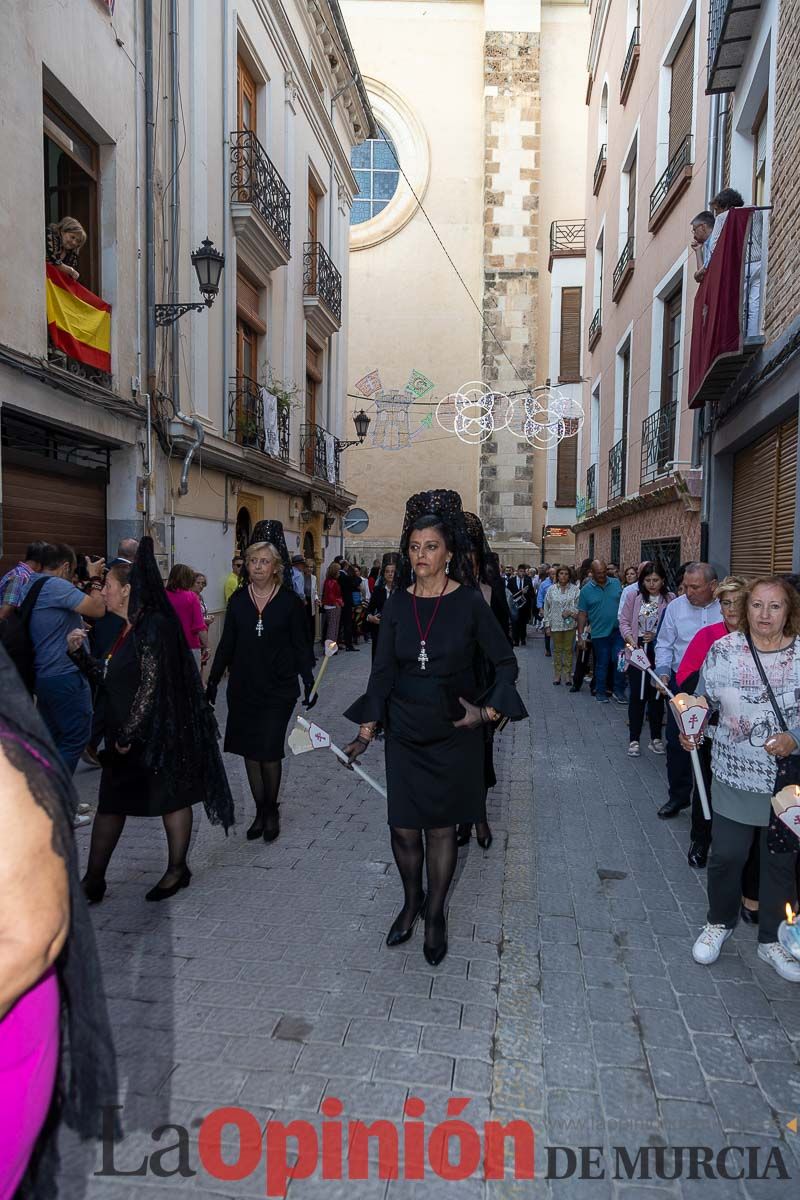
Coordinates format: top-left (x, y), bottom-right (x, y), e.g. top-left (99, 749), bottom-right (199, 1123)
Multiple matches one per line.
top-left (628, 675), bottom-right (665, 742)
top-left (707, 811), bottom-right (798, 943)
top-left (572, 643), bottom-right (594, 691)
top-left (690, 738), bottom-right (714, 844)
top-left (512, 610), bottom-right (529, 645)
top-left (665, 673), bottom-right (693, 805)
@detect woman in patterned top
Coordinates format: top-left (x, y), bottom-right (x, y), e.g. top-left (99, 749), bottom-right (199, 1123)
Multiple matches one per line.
top-left (542, 565), bottom-right (580, 685)
top-left (688, 577), bottom-right (800, 981)
top-left (45, 216), bottom-right (86, 281)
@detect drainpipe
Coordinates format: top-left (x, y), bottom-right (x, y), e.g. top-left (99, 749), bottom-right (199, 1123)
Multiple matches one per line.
top-left (145, 0), bottom-right (156, 395)
top-left (168, 0), bottom-right (203, 496)
top-left (221, 0), bottom-right (231, 436)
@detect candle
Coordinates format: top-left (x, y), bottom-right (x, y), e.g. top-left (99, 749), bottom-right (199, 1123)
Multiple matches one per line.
top-left (778, 903), bottom-right (800, 962)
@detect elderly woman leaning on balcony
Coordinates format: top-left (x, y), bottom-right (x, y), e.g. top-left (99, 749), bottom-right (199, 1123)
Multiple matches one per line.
top-left (46, 217), bottom-right (87, 282)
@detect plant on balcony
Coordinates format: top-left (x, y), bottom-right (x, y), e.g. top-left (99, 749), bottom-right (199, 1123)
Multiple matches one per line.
top-left (260, 365), bottom-right (299, 412)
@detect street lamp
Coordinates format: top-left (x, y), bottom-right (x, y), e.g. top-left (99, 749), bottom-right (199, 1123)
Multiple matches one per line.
top-left (154, 238), bottom-right (225, 326)
top-left (337, 408), bottom-right (372, 451)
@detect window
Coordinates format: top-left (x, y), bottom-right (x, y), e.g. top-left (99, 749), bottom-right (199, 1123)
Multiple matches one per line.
top-left (668, 22), bottom-right (694, 160)
top-left (43, 96), bottom-right (99, 292)
top-left (599, 82), bottom-right (609, 151)
top-left (619, 342), bottom-right (631, 440)
top-left (752, 99), bottom-right (768, 205)
top-left (588, 533), bottom-right (595, 560)
top-left (350, 132), bottom-right (400, 226)
top-left (625, 148), bottom-right (637, 246)
top-left (235, 270), bottom-right (265, 383)
top-left (594, 232), bottom-right (604, 311)
top-left (559, 287), bottom-right (582, 382)
top-left (610, 527), bottom-right (621, 569)
top-left (660, 287), bottom-right (682, 409)
top-left (556, 427), bottom-right (578, 507)
top-left (237, 56), bottom-right (257, 133)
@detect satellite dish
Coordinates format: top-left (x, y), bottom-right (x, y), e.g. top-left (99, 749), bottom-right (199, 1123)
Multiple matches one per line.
top-left (344, 507), bottom-right (369, 535)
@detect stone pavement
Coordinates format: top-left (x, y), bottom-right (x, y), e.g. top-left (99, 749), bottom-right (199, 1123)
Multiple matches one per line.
top-left (57, 634), bottom-right (800, 1199)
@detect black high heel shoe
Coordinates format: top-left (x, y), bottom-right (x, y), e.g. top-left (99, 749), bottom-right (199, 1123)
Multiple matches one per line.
top-left (145, 867), bottom-right (191, 902)
top-left (263, 808), bottom-right (280, 843)
top-left (476, 822), bottom-right (493, 851)
top-left (386, 895), bottom-right (427, 947)
top-left (82, 876), bottom-right (107, 905)
top-left (456, 824), bottom-right (472, 847)
top-left (423, 919), bottom-right (448, 967)
top-left (246, 815), bottom-right (265, 840)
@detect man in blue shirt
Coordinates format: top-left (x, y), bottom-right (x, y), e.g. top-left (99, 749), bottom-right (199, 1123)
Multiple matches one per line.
top-left (577, 559), bottom-right (625, 704)
top-left (24, 542), bottom-right (105, 774)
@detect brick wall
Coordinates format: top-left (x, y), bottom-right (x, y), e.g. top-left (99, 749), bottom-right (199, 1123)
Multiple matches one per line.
top-left (480, 32), bottom-right (540, 546)
top-left (574, 502), bottom-right (701, 571)
top-left (764, 0), bottom-right (800, 343)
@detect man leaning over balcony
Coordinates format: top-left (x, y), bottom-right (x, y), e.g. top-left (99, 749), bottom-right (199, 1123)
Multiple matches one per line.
top-left (690, 211), bottom-right (715, 283)
top-left (693, 190), bottom-right (745, 284)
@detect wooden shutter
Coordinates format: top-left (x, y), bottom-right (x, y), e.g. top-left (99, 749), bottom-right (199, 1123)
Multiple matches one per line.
top-left (731, 416), bottom-right (798, 575)
top-left (237, 57), bottom-right (257, 132)
top-left (669, 23), bottom-right (695, 159)
top-left (723, 100), bottom-right (733, 186)
top-left (556, 430), bottom-right (578, 507)
top-left (559, 287), bottom-right (582, 382)
top-left (627, 153), bottom-right (637, 240)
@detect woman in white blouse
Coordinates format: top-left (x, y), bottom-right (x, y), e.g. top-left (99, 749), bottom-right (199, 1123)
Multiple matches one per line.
top-left (542, 566), bottom-right (580, 685)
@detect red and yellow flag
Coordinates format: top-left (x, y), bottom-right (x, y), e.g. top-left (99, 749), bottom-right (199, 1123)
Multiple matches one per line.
top-left (46, 264), bottom-right (112, 373)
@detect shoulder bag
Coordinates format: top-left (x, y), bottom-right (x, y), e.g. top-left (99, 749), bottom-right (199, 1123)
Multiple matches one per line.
top-left (745, 632), bottom-right (800, 852)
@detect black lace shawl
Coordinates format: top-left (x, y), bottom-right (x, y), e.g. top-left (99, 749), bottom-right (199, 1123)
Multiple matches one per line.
top-left (126, 540), bottom-right (234, 830)
top-left (0, 646), bottom-right (117, 1198)
top-left (396, 489), bottom-right (477, 590)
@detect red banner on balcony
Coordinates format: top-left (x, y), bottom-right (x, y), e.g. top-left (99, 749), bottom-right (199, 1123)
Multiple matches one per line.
top-left (688, 206), bottom-right (753, 409)
top-left (46, 264), bottom-right (112, 373)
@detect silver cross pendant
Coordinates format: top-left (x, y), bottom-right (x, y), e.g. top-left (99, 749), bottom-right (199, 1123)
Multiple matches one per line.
top-left (418, 641), bottom-right (429, 670)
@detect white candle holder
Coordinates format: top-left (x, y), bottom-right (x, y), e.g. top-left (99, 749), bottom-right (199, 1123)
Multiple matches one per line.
top-left (778, 906), bottom-right (800, 962)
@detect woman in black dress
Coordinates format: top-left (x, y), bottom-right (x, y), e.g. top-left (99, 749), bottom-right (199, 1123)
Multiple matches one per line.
top-left (365, 552), bottom-right (399, 660)
top-left (343, 491), bottom-right (527, 965)
top-left (69, 542), bottom-right (234, 903)
top-left (206, 539), bottom-right (316, 843)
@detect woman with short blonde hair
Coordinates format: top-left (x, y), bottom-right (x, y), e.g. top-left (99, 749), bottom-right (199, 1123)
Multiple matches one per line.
top-left (45, 216), bottom-right (87, 281)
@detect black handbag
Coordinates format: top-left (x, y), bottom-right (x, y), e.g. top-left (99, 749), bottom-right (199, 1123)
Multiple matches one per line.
top-left (745, 633), bottom-right (800, 853)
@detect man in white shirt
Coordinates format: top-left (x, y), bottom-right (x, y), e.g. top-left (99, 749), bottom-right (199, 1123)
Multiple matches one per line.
top-left (655, 563), bottom-right (721, 822)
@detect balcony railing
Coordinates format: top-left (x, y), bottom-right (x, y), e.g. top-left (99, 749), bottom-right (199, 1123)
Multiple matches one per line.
top-left (641, 402), bottom-right (677, 487)
top-left (592, 144), bottom-right (607, 196)
top-left (649, 135), bottom-right (693, 230)
top-left (45, 265), bottom-right (113, 389)
top-left (300, 421), bottom-right (340, 484)
top-left (608, 436), bottom-right (627, 503)
top-left (228, 375), bottom-right (290, 460)
top-left (620, 26), bottom-right (640, 102)
top-left (588, 307), bottom-right (602, 350)
top-left (707, 0), bottom-right (762, 94)
top-left (549, 220), bottom-right (586, 258)
top-left (230, 130), bottom-right (291, 253)
top-left (303, 242), bottom-right (342, 324)
top-left (612, 236), bottom-right (635, 300)
top-left (586, 463), bottom-right (598, 514)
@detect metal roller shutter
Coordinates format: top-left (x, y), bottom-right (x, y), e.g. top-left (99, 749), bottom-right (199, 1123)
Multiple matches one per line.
top-left (0, 462), bottom-right (107, 576)
top-left (731, 415), bottom-right (798, 576)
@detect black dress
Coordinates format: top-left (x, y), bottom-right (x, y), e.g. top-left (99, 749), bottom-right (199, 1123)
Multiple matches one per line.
top-left (344, 586), bottom-right (527, 829)
top-left (365, 582), bottom-right (397, 660)
top-left (208, 586), bottom-right (314, 760)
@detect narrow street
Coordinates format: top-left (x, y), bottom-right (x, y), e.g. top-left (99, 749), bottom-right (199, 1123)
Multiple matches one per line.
top-left (60, 638), bottom-right (800, 1199)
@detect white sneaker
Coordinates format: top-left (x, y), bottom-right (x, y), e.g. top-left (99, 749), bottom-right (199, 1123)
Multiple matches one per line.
top-left (758, 942), bottom-right (800, 981)
top-left (73, 812), bottom-right (92, 828)
top-left (649, 738), bottom-right (666, 755)
top-left (692, 923), bottom-right (732, 965)
top-left (628, 741), bottom-right (641, 757)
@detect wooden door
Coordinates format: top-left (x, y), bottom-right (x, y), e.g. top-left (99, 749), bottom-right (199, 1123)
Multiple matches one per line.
top-left (237, 57), bottom-right (257, 133)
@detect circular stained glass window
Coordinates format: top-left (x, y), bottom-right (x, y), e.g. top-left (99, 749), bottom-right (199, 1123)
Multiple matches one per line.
top-left (350, 131), bottom-right (400, 226)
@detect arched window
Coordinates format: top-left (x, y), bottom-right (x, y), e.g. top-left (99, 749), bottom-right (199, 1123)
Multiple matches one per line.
top-left (350, 130), bottom-right (400, 225)
top-left (599, 82), bottom-right (609, 151)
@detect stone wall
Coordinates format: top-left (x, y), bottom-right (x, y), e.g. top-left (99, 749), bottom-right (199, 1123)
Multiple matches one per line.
top-left (480, 31), bottom-right (540, 553)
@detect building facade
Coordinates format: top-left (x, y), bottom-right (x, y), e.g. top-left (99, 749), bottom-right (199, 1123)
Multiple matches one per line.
top-left (692, 0), bottom-right (800, 575)
top-left (341, 0), bottom-right (588, 567)
top-left (572, 0), bottom-right (712, 584)
top-left (0, 0), bottom-right (372, 629)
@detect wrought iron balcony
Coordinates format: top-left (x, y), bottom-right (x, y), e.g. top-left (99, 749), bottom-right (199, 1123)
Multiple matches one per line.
top-left (612, 236), bottom-right (635, 301)
top-left (707, 0), bottom-right (762, 94)
top-left (303, 242), bottom-right (342, 339)
top-left (640, 402), bottom-right (677, 487)
top-left (648, 135), bottom-right (693, 231)
top-left (47, 338), bottom-right (113, 391)
top-left (608, 436), bottom-right (627, 503)
top-left (620, 26), bottom-right (641, 103)
top-left (588, 307), bottom-right (602, 350)
top-left (300, 421), bottom-right (340, 484)
top-left (586, 463), bottom-right (598, 514)
top-left (549, 220), bottom-right (586, 269)
top-left (228, 375), bottom-right (290, 461)
top-left (592, 144), bottom-right (607, 196)
top-left (230, 131), bottom-right (291, 276)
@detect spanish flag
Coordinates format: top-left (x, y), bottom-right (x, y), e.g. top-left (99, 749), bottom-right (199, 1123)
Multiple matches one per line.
top-left (46, 264), bottom-right (112, 373)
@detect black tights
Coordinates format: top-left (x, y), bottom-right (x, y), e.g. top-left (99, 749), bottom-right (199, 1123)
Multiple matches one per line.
top-left (84, 807), bottom-right (193, 889)
top-left (245, 759), bottom-right (282, 813)
top-left (390, 826), bottom-right (457, 948)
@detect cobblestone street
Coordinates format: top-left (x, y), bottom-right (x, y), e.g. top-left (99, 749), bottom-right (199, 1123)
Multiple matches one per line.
top-left (60, 637), bottom-right (800, 1199)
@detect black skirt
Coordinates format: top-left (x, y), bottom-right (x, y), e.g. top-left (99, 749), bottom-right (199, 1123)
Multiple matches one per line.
top-left (223, 696), bottom-right (296, 761)
top-left (98, 747), bottom-right (197, 817)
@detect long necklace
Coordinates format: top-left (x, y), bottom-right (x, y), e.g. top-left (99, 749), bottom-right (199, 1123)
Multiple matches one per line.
top-left (411, 576), bottom-right (449, 670)
top-left (249, 582), bottom-right (278, 637)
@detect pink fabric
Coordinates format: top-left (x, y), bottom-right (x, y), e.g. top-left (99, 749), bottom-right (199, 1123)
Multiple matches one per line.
top-left (167, 589), bottom-right (206, 649)
top-left (618, 589), bottom-right (672, 644)
top-left (676, 621), bottom-right (728, 687)
top-left (0, 966), bottom-right (60, 1199)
